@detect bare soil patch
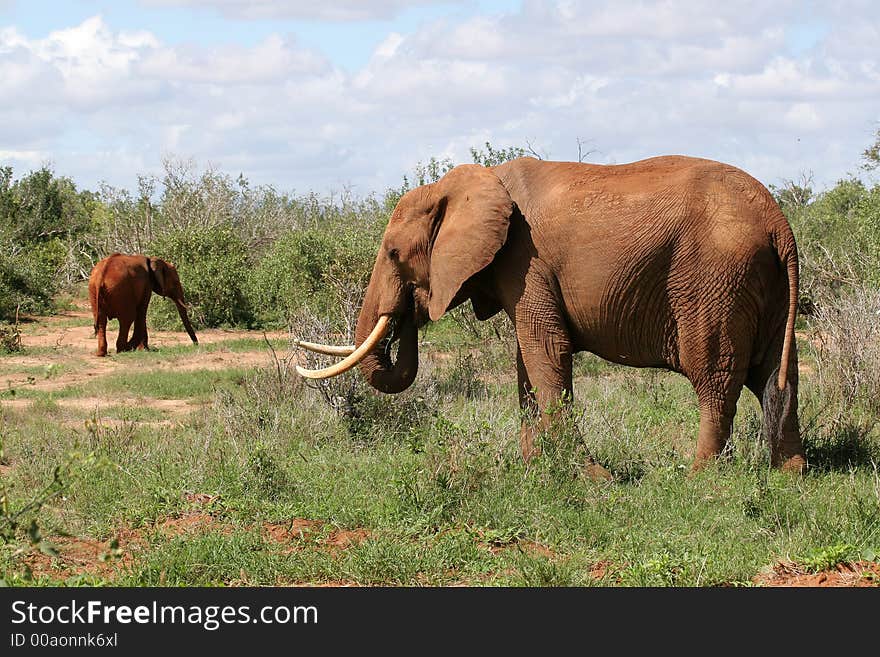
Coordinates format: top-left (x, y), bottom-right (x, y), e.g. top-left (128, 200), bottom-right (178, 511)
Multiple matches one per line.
top-left (755, 561), bottom-right (880, 587)
top-left (1, 302), bottom-right (288, 423)
top-left (263, 518), bottom-right (371, 554)
top-left (24, 511), bottom-right (230, 582)
top-left (25, 500), bottom-right (374, 584)
top-left (19, 304), bottom-right (288, 351)
top-left (25, 535), bottom-right (136, 581)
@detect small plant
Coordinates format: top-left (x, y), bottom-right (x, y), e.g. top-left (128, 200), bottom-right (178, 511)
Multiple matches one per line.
top-left (511, 552), bottom-right (581, 587)
top-left (620, 552), bottom-right (684, 587)
top-left (532, 394), bottom-right (606, 483)
top-left (245, 441), bottom-right (292, 500)
top-left (798, 544), bottom-right (858, 573)
top-left (466, 524), bottom-right (527, 547)
top-left (435, 350), bottom-right (488, 400)
top-left (0, 321), bottom-right (22, 353)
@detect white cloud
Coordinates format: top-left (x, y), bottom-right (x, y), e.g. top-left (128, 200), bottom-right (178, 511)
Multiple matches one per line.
top-left (1, 2), bottom-right (877, 195)
top-left (138, 0), bottom-right (468, 22)
top-left (138, 34), bottom-right (329, 84)
top-left (784, 103), bottom-right (822, 131)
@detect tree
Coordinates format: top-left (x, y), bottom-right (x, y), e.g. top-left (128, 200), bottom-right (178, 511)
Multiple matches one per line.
top-left (862, 127), bottom-right (880, 172)
top-left (469, 142), bottom-right (529, 167)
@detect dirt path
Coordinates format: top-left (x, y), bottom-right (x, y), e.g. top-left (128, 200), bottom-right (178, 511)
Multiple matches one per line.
top-left (1, 300), bottom-right (289, 414)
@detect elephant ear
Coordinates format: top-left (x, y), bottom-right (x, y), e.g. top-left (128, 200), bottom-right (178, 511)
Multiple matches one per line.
top-left (148, 257), bottom-right (166, 296)
top-left (428, 165), bottom-right (513, 321)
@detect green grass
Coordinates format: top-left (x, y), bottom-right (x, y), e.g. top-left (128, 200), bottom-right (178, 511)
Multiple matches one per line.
top-left (113, 337), bottom-right (288, 360)
top-left (2, 323), bottom-right (879, 587)
top-left (1, 367), bottom-right (249, 402)
top-left (0, 362), bottom-right (73, 379)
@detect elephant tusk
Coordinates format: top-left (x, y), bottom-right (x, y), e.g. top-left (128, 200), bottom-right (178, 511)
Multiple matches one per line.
top-left (292, 338), bottom-right (356, 357)
top-left (295, 315), bottom-right (391, 380)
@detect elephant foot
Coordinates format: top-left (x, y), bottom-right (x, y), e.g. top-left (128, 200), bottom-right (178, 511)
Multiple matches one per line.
top-left (95, 350), bottom-right (107, 357)
top-left (583, 461), bottom-right (613, 482)
top-left (777, 454), bottom-right (807, 474)
top-left (688, 454), bottom-right (717, 473)
top-left (519, 429), bottom-right (542, 462)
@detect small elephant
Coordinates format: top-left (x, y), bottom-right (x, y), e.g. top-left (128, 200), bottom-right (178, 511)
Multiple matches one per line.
top-left (295, 156), bottom-right (806, 474)
top-left (88, 253), bottom-right (198, 356)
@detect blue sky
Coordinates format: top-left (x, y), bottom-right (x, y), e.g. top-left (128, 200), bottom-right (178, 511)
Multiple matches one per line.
top-left (1, 1), bottom-right (877, 196)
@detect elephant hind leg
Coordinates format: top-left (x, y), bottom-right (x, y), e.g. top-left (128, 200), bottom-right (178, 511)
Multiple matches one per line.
top-left (95, 312), bottom-right (108, 357)
top-left (129, 304), bottom-right (150, 351)
top-left (688, 356), bottom-right (747, 470)
top-left (690, 368), bottom-right (748, 470)
top-left (678, 294), bottom-right (757, 470)
top-left (116, 318), bottom-right (133, 353)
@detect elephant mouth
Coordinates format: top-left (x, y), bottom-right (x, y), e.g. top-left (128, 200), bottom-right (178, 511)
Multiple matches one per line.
top-left (294, 290), bottom-right (420, 384)
top-left (373, 312), bottom-right (413, 366)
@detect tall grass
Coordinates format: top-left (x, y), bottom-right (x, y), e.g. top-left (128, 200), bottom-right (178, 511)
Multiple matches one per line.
top-left (2, 315), bottom-right (877, 586)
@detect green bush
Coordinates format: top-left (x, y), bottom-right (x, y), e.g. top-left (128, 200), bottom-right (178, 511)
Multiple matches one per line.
top-left (148, 223), bottom-right (253, 328)
top-left (785, 178), bottom-right (880, 303)
top-left (246, 217), bottom-right (383, 329)
top-left (0, 238), bottom-right (66, 317)
top-left (0, 166), bottom-right (98, 318)
top-left (245, 230), bottom-right (333, 328)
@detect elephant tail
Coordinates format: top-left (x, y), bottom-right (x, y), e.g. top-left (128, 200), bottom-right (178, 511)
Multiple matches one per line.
top-left (761, 218), bottom-right (799, 451)
top-left (773, 221), bottom-right (799, 391)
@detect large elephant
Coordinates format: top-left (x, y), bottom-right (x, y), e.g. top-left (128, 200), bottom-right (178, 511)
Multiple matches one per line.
top-left (88, 253), bottom-right (198, 356)
top-left (295, 156), bottom-right (806, 474)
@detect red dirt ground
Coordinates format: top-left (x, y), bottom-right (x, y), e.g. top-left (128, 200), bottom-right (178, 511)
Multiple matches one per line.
top-left (753, 560), bottom-right (880, 587)
top-left (21, 517), bottom-right (880, 587)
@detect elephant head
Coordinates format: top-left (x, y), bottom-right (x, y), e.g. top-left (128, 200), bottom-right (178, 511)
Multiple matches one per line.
top-left (148, 257), bottom-right (199, 345)
top-left (296, 164), bottom-right (513, 392)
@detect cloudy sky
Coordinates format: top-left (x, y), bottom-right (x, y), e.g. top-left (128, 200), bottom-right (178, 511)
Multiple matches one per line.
top-left (1, 1), bottom-right (878, 196)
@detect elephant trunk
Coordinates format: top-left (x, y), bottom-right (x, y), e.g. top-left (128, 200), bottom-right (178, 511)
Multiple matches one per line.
top-left (354, 287), bottom-right (418, 394)
top-left (174, 298), bottom-right (199, 344)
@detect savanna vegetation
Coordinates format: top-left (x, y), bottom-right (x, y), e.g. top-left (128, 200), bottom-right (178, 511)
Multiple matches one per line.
top-left (1, 136), bottom-right (878, 586)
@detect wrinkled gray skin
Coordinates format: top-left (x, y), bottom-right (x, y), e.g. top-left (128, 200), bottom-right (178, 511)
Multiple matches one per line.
top-left (352, 156), bottom-right (806, 473)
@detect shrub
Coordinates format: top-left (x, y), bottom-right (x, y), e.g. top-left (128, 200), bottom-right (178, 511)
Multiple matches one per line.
top-left (246, 215), bottom-right (383, 329)
top-left (148, 223), bottom-right (253, 328)
top-left (785, 177), bottom-right (880, 307)
top-left (245, 230), bottom-right (334, 328)
top-left (0, 166), bottom-right (98, 318)
top-left (0, 238), bottom-right (65, 318)
top-left (291, 308), bottom-right (438, 443)
top-left (801, 285), bottom-right (880, 469)
top-left (0, 321), bottom-right (21, 353)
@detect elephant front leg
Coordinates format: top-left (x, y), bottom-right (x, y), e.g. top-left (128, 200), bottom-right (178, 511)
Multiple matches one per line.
top-left (516, 330), bottom-right (573, 451)
top-left (517, 332), bottom-right (612, 481)
top-left (516, 343), bottom-right (540, 461)
top-left (512, 262), bottom-right (577, 463)
top-left (516, 345), bottom-right (570, 464)
top-left (514, 309), bottom-right (612, 481)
